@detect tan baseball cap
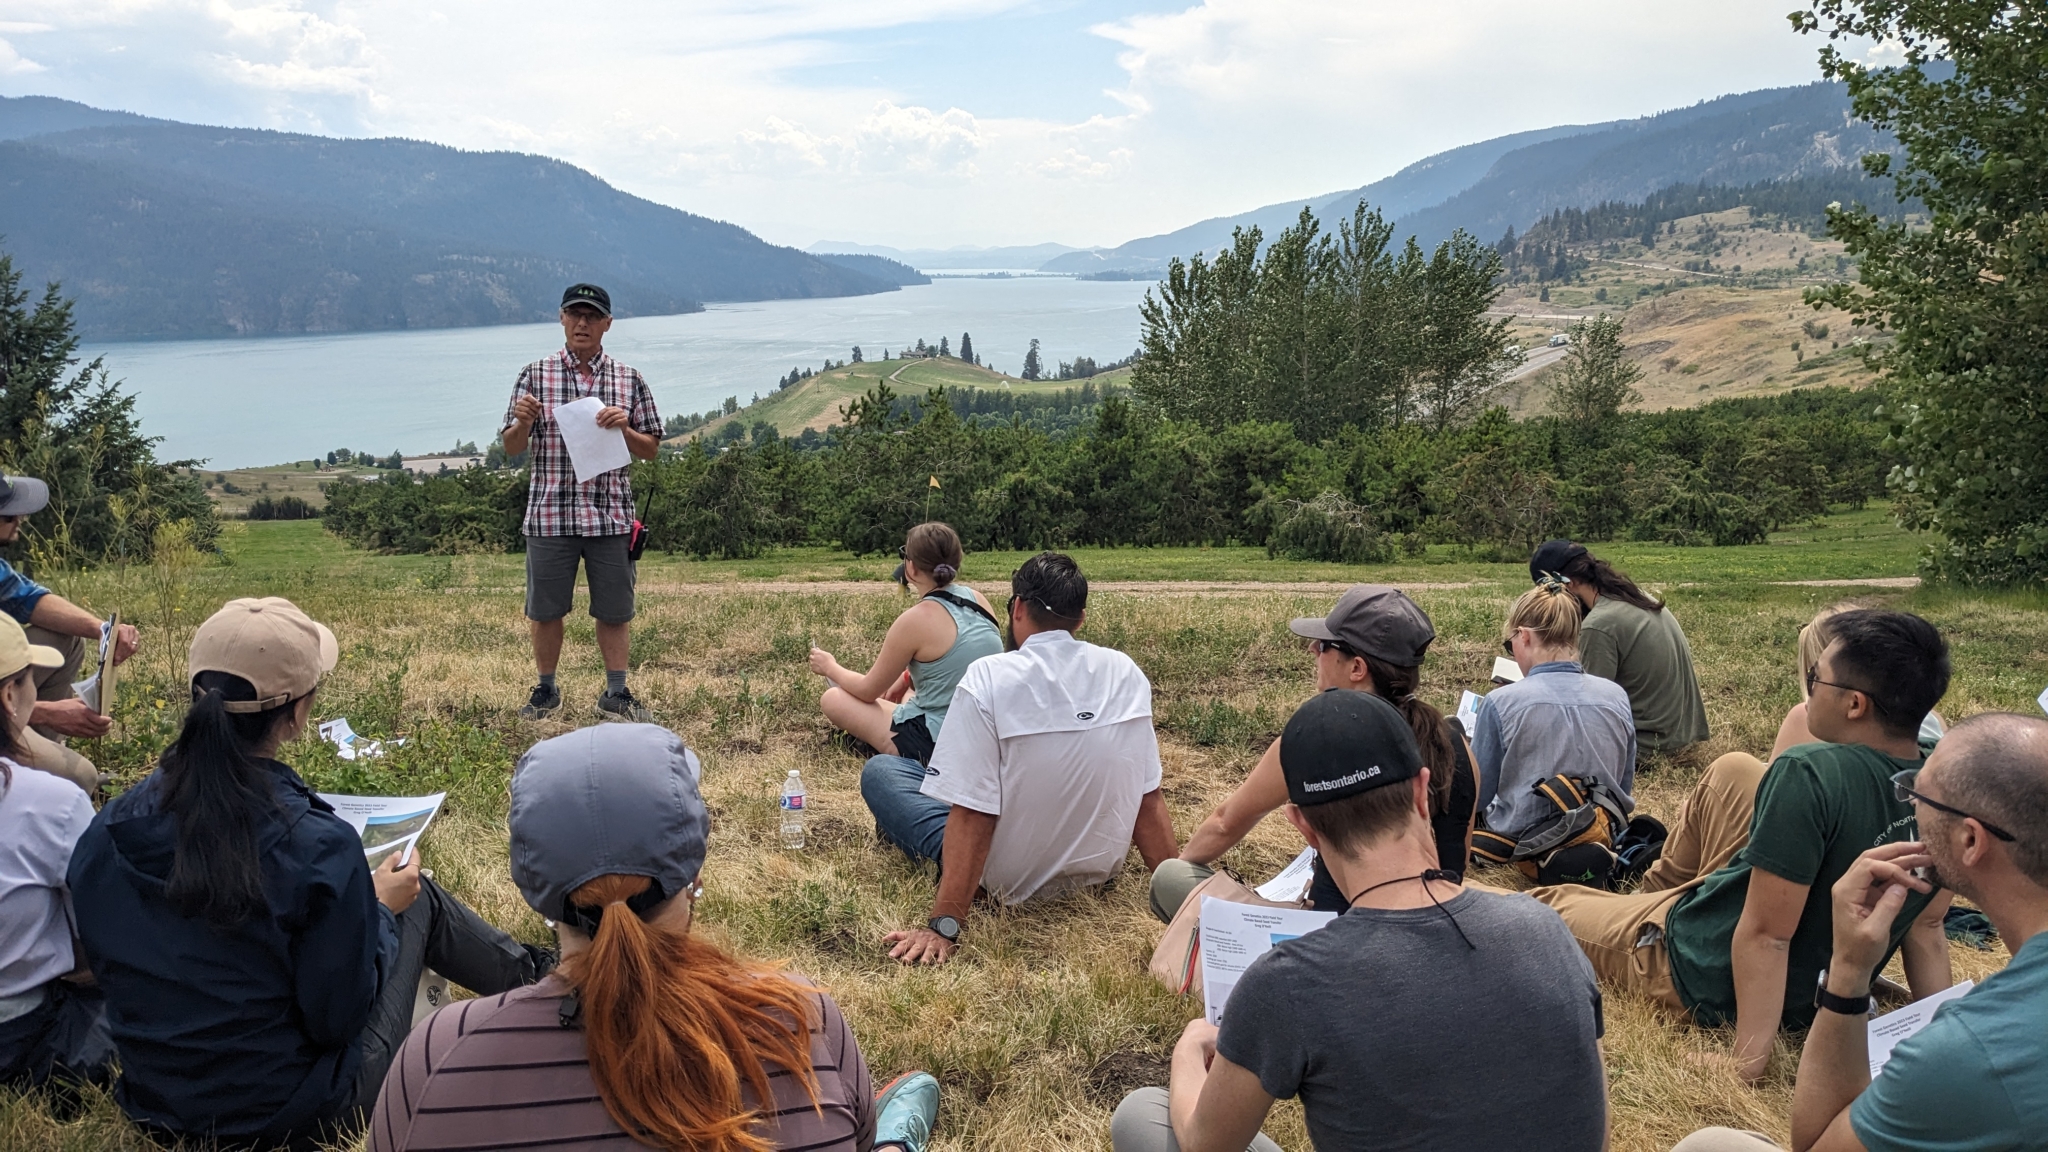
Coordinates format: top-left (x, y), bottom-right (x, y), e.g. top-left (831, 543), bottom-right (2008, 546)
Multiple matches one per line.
top-left (188, 598), bottom-right (337, 712)
top-left (0, 614), bottom-right (65, 681)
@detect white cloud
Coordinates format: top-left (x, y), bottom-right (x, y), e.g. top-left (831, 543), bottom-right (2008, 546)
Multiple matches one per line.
top-left (0, 1), bottom-right (1843, 247)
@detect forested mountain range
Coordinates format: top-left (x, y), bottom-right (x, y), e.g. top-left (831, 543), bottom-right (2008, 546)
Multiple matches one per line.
top-left (1040, 81), bottom-right (1898, 274)
top-left (0, 97), bottom-right (899, 339)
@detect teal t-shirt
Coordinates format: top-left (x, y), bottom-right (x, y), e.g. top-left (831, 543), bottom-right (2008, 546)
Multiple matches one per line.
top-left (1852, 930), bottom-right (2048, 1150)
top-left (1664, 740), bottom-right (1934, 1030)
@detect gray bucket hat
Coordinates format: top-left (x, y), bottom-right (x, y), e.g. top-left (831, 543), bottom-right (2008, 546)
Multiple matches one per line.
top-left (0, 475), bottom-right (50, 518)
top-left (509, 723), bottom-right (707, 926)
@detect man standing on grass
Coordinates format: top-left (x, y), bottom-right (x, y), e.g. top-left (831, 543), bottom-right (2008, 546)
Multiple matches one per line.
top-left (1675, 713), bottom-right (2048, 1151)
top-left (0, 474), bottom-right (139, 793)
top-left (501, 284), bottom-right (662, 723)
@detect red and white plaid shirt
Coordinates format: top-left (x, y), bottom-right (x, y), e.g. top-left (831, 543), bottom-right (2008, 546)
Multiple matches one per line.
top-left (505, 347), bottom-right (662, 537)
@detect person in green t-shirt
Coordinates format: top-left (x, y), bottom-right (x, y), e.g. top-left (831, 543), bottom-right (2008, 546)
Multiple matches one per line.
top-left (1525, 610), bottom-right (1954, 1083)
top-left (1672, 712), bottom-right (2048, 1152)
top-left (1527, 540), bottom-right (1709, 752)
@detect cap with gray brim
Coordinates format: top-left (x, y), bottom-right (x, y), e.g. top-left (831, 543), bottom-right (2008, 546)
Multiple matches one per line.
top-left (0, 475), bottom-right (50, 518)
top-left (510, 723), bottom-right (707, 929)
top-left (1287, 584), bottom-right (1436, 667)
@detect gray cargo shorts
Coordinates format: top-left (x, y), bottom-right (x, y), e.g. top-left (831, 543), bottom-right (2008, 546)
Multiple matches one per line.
top-left (524, 534), bottom-right (635, 624)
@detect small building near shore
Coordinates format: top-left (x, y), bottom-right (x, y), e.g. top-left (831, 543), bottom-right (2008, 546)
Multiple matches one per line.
top-left (401, 454), bottom-right (484, 475)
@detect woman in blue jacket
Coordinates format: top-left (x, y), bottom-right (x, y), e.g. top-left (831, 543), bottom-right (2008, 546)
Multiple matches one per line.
top-left (67, 598), bottom-right (545, 1148)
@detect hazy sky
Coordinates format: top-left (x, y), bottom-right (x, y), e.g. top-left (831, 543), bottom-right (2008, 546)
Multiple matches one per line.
top-left (1, 2), bottom-right (1839, 249)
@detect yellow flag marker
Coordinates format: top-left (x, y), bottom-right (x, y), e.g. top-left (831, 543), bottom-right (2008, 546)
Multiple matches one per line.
top-left (929, 475), bottom-right (941, 489)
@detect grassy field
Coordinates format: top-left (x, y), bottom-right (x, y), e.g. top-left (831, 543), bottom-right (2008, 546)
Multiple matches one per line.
top-left (684, 357), bottom-right (1131, 441)
top-left (181, 461), bottom-right (387, 515)
top-left (5, 509), bottom-right (2044, 1151)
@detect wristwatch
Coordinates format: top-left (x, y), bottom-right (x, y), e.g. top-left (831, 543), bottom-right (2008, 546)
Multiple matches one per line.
top-left (1814, 969), bottom-right (1873, 1016)
top-left (927, 915), bottom-right (962, 943)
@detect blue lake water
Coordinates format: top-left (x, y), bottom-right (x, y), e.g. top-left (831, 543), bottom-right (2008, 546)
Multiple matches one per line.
top-left (82, 277), bottom-right (1152, 468)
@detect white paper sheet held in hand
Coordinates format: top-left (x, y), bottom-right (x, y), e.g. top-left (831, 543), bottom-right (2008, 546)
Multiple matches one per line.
top-left (318, 791), bottom-right (446, 868)
top-left (1199, 897), bottom-right (1336, 1026)
top-left (1867, 979), bottom-right (1972, 1077)
top-left (553, 395), bottom-right (631, 482)
top-left (1254, 847), bottom-right (1319, 902)
top-left (1456, 689), bottom-right (1484, 735)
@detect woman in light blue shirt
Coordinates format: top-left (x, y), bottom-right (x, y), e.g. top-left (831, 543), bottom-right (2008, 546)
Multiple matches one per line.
top-left (808, 522), bottom-right (1002, 765)
top-left (1472, 580), bottom-right (1637, 838)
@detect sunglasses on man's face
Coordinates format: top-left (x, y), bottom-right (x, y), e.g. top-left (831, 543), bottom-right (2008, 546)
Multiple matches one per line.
top-left (1892, 768), bottom-right (2017, 842)
top-left (1310, 638), bottom-right (1356, 659)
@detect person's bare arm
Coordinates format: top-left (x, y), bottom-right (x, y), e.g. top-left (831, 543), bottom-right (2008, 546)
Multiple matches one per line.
top-left (810, 602), bottom-right (946, 702)
top-left (884, 805), bottom-right (996, 965)
top-left (1133, 788), bottom-right (1177, 872)
top-left (1730, 867), bottom-right (1810, 1082)
top-left (1772, 702), bottom-right (1817, 763)
top-left (1167, 1019), bottom-right (1275, 1152)
top-left (1180, 736), bottom-right (1288, 864)
top-left (503, 392), bottom-right (541, 457)
top-left (28, 593), bottom-right (135, 657)
top-left (1897, 890), bottom-right (1954, 1000)
top-left (1789, 844), bottom-right (1933, 1152)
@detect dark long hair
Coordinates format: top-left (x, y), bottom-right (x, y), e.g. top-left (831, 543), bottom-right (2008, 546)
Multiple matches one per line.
top-left (158, 671), bottom-right (300, 925)
top-left (1361, 655), bottom-right (1458, 815)
top-left (1558, 550), bottom-right (1664, 613)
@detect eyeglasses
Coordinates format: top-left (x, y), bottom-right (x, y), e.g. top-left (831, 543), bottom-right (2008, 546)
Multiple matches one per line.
top-left (1805, 664), bottom-right (1889, 714)
top-left (1892, 769), bottom-right (2016, 842)
top-left (1310, 638), bottom-right (1357, 659)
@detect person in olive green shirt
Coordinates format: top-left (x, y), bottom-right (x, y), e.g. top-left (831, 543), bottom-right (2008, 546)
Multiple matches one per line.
top-left (1528, 540), bottom-right (1708, 752)
top-left (1524, 610), bottom-right (1954, 1083)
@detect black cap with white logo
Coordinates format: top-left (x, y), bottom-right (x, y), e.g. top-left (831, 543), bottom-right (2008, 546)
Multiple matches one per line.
top-left (1278, 688), bottom-right (1423, 806)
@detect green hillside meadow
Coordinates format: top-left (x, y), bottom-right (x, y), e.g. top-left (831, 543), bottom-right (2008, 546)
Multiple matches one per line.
top-left (5, 511), bottom-right (2044, 1150)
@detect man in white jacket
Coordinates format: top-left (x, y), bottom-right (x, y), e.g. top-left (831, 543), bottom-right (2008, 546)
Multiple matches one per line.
top-left (865, 552), bottom-right (1177, 965)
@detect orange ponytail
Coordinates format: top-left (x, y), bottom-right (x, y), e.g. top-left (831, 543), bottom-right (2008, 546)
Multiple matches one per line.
top-left (562, 875), bottom-right (822, 1152)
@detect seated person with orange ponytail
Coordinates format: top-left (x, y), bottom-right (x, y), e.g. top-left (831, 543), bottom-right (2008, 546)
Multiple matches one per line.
top-left (369, 723), bottom-right (940, 1152)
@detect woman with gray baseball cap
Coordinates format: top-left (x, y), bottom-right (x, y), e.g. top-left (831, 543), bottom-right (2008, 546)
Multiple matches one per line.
top-left (369, 723), bottom-right (941, 1152)
top-left (1149, 585), bottom-right (1480, 921)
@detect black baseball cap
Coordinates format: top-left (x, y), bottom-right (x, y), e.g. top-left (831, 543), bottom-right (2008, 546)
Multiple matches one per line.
top-left (1288, 584), bottom-right (1435, 666)
top-left (561, 283), bottom-right (612, 317)
top-left (1279, 688), bottom-right (1423, 806)
top-left (1529, 539), bottom-right (1587, 583)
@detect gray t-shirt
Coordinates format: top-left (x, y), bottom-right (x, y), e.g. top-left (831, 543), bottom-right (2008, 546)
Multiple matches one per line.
top-left (1216, 888), bottom-right (1606, 1151)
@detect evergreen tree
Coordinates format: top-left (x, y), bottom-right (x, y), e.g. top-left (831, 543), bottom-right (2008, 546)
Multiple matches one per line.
top-left (1546, 315), bottom-right (1642, 429)
top-left (939, 336), bottom-right (951, 357)
top-left (959, 332), bottom-right (974, 365)
top-left (851, 346), bottom-right (863, 363)
top-left (1022, 338), bottom-right (1043, 380)
top-left (1796, 0), bottom-right (2048, 582)
top-left (0, 252), bottom-right (215, 565)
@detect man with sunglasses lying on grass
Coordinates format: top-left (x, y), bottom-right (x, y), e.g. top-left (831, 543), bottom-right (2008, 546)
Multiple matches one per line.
top-left (1522, 609), bottom-right (1955, 1083)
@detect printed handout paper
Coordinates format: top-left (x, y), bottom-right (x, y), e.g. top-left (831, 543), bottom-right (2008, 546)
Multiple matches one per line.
top-left (317, 791), bottom-right (447, 868)
top-left (553, 395), bottom-right (631, 482)
top-left (1456, 689), bottom-right (1484, 734)
top-left (1199, 897), bottom-right (1337, 1026)
top-left (1254, 847), bottom-right (1318, 903)
top-left (1867, 979), bottom-right (1973, 1077)
top-left (72, 614), bottom-right (118, 715)
top-left (318, 718), bottom-right (405, 761)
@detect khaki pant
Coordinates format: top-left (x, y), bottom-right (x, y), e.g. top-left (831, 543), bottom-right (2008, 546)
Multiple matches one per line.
top-left (1672, 1128), bottom-right (1781, 1151)
top-left (1149, 859), bottom-right (1215, 923)
top-left (1524, 752), bottom-right (1767, 1010)
top-left (20, 626), bottom-right (97, 794)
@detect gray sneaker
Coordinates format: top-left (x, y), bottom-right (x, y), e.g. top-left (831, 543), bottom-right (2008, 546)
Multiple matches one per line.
top-left (594, 687), bottom-right (652, 723)
top-left (519, 682), bottom-right (562, 720)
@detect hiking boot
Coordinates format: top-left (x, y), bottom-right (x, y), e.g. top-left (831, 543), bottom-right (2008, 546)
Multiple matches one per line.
top-left (1537, 841), bottom-right (1620, 889)
top-left (518, 682), bottom-right (562, 720)
top-left (594, 686), bottom-right (653, 723)
top-left (872, 1071), bottom-right (939, 1152)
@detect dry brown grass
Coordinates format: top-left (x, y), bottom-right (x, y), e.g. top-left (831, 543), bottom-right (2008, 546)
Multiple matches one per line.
top-left (8, 549), bottom-right (2045, 1151)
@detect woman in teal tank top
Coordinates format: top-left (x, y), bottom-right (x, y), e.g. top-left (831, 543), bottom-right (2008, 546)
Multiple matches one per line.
top-left (808, 522), bottom-right (1003, 765)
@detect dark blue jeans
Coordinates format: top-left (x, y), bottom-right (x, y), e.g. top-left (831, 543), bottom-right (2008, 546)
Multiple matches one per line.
top-left (861, 755), bottom-right (951, 864)
top-left (0, 980), bottom-right (113, 1090)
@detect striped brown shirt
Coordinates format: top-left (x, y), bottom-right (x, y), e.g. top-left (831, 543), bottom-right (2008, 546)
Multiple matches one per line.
top-left (368, 975), bottom-right (874, 1151)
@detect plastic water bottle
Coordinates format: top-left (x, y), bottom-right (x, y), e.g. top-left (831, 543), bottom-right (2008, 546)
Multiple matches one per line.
top-left (779, 770), bottom-right (807, 850)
